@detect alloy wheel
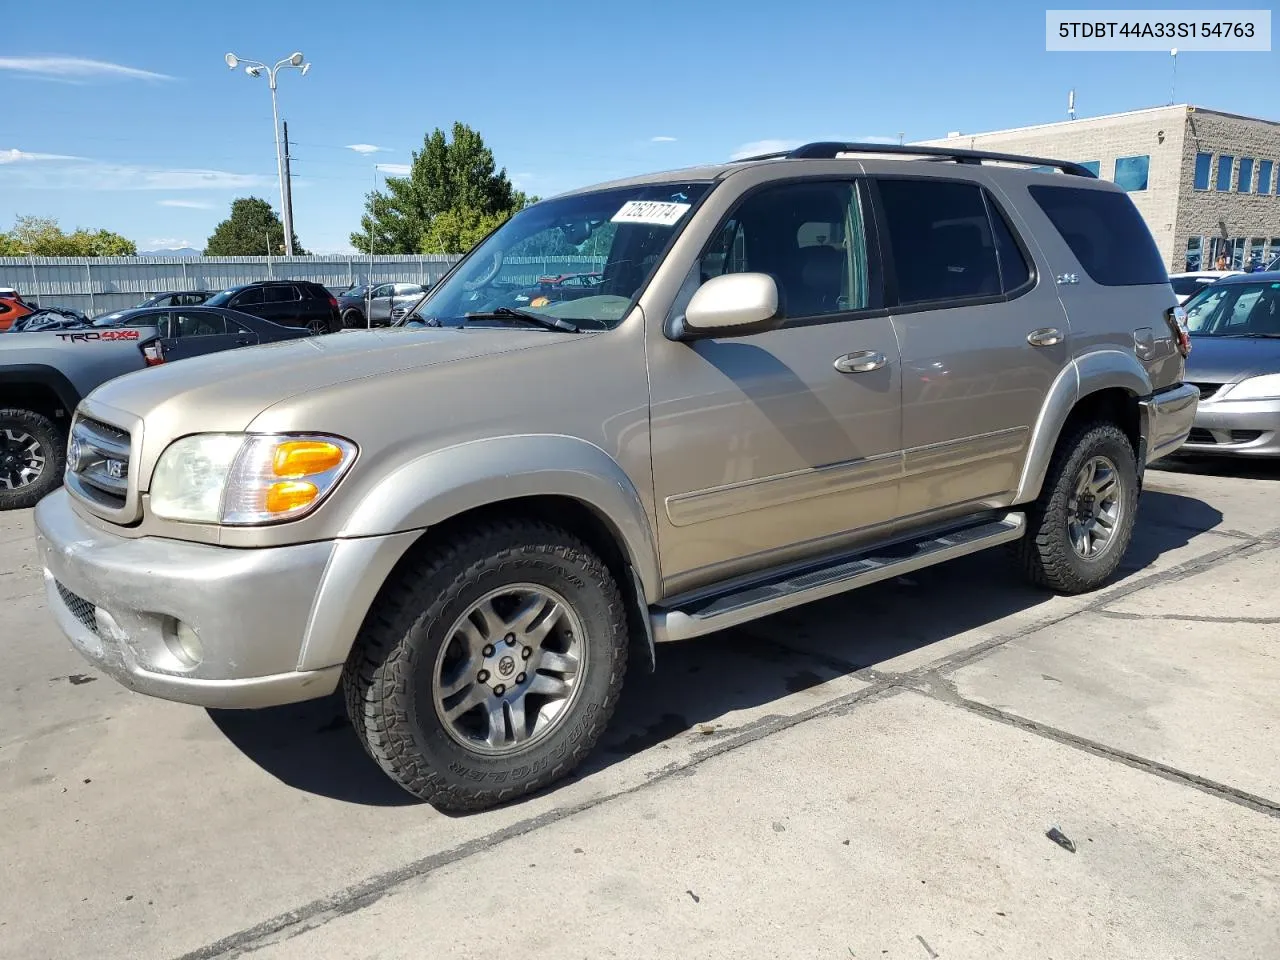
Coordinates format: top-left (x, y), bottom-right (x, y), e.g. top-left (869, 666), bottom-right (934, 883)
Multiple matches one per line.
top-left (431, 584), bottom-right (587, 755)
top-left (0, 428), bottom-right (44, 490)
top-left (1067, 455), bottom-right (1122, 559)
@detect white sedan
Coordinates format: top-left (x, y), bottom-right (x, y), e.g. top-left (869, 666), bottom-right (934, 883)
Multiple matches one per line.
top-left (1169, 270), bottom-right (1244, 304)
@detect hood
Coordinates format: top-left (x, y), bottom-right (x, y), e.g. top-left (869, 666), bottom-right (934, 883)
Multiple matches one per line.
top-left (1185, 335), bottom-right (1280, 384)
top-left (82, 326), bottom-right (579, 435)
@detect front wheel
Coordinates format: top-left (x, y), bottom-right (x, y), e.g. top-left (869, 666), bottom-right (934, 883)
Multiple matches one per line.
top-left (0, 408), bottom-right (65, 511)
top-left (1014, 421), bottom-right (1139, 594)
top-left (343, 519), bottom-right (629, 811)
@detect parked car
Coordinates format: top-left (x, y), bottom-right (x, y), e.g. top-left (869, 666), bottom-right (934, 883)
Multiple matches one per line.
top-left (1167, 270), bottom-right (1243, 305)
top-left (203, 280), bottom-right (341, 334)
top-left (34, 141), bottom-right (1196, 811)
top-left (0, 305), bottom-right (313, 510)
top-left (338, 281), bottom-right (429, 327)
top-left (136, 291), bottom-right (214, 308)
top-left (1177, 271), bottom-right (1280, 457)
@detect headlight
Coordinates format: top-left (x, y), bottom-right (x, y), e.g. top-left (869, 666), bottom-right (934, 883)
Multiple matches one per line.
top-left (150, 433), bottom-right (357, 524)
top-left (1221, 373), bottom-right (1280, 402)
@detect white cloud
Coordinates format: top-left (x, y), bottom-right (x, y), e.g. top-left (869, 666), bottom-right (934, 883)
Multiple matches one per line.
top-left (345, 143), bottom-right (387, 155)
top-left (157, 199), bottom-right (215, 209)
top-left (651, 136), bottom-right (677, 143)
top-left (0, 56), bottom-right (172, 82)
top-left (147, 238), bottom-right (194, 249)
top-left (857, 135), bottom-right (900, 145)
top-left (0, 159), bottom-right (274, 191)
top-left (0, 148), bottom-right (83, 164)
top-left (729, 139), bottom-right (804, 160)
top-left (375, 163), bottom-right (411, 175)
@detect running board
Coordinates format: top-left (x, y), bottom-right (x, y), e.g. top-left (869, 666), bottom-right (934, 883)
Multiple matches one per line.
top-left (651, 512), bottom-right (1026, 644)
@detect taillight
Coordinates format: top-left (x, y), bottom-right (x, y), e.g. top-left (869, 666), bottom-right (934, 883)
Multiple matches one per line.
top-left (1166, 305), bottom-right (1191, 358)
top-left (142, 342), bottom-right (165, 365)
top-left (327, 293), bottom-right (339, 309)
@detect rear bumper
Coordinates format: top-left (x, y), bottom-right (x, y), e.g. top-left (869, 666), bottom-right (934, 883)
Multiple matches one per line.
top-left (1141, 382), bottom-right (1199, 463)
top-left (1179, 396), bottom-right (1280, 457)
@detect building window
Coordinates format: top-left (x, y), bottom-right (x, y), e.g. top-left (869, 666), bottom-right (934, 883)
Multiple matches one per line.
top-left (1230, 237), bottom-right (1246, 270)
top-left (1238, 158), bottom-right (1255, 193)
top-left (1258, 160), bottom-right (1275, 195)
top-left (1269, 238), bottom-right (1280, 267)
top-left (1113, 155), bottom-right (1150, 192)
top-left (1193, 152), bottom-right (1212, 190)
top-left (1079, 160), bottom-right (1100, 176)
top-left (1247, 237), bottom-right (1267, 271)
top-left (1216, 155), bottom-right (1234, 191)
top-left (1185, 236), bottom-right (1203, 271)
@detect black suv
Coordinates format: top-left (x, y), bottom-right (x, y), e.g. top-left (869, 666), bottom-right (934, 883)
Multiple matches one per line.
top-left (204, 281), bottom-right (341, 334)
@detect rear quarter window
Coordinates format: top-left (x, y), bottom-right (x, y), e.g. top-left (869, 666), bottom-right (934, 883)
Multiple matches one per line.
top-left (1027, 184), bottom-right (1167, 286)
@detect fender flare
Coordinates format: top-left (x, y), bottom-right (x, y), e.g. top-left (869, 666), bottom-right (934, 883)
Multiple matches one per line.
top-left (340, 434), bottom-right (662, 602)
top-left (1014, 350), bottom-right (1152, 503)
top-left (0, 363), bottom-right (82, 414)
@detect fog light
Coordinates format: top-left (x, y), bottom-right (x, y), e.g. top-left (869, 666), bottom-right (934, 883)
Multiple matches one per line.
top-left (164, 619), bottom-right (204, 667)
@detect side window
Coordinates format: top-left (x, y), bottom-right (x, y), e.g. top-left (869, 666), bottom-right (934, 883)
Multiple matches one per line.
top-left (395, 283), bottom-right (424, 296)
top-left (173, 311), bottom-right (228, 337)
top-left (373, 283), bottom-right (395, 298)
top-left (989, 201), bottom-right (1032, 293)
top-left (264, 285), bottom-right (300, 303)
top-left (698, 180), bottom-right (875, 319)
top-left (876, 179), bottom-right (1002, 304)
top-left (232, 287), bottom-right (263, 306)
top-left (1027, 184), bottom-right (1167, 287)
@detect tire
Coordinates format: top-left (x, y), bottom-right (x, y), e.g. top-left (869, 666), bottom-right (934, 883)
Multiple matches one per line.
top-left (1014, 421), bottom-right (1139, 594)
top-left (0, 408), bottom-right (65, 511)
top-left (343, 518), bottom-right (629, 811)
top-left (341, 309), bottom-right (364, 329)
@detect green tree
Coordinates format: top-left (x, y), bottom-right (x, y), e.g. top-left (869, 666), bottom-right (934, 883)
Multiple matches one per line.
top-left (0, 215), bottom-right (136, 256)
top-left (351, 122), bottom-right (531, 255)
top-left (204, 197), bottom-right (306, 256)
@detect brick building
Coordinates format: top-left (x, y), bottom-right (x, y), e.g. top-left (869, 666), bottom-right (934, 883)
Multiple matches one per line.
top-left (914, 105), bottom-right (1280, 273)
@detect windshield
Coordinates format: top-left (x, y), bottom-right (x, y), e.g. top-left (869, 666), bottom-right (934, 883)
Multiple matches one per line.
top-left (403, 180), bottom-right (712, 330)
top-left (91, 311), bottom-right (135, 327)
top-left (1184, 280), bottom-right (1280, 336)
top-left (204, 288), bottom-right (238, 307)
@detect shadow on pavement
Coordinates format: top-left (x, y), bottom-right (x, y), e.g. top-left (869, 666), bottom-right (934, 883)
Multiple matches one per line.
top-left (1151, 455), bottom-right (1280, 482)
top-left (207, 693), bottom-right (421, 807)
top-left (209, 489), bottom-right (1219, 808)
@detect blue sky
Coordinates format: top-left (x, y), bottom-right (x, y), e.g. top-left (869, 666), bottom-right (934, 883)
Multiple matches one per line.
top-left (4, 0), bottom-right (1277, 253)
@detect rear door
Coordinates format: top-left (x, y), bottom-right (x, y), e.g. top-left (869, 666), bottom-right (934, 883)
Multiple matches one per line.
top-left (156, 309), bottom-right (255, 362)
top-left (261, 284), bottom-right (303, 325)
top-left (874, 172), bottom-right (1070, 517)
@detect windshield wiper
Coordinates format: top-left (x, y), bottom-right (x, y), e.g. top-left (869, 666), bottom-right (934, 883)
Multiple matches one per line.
top-left (463, 306), bottom-right (579, 333)
top-left (1219, 332), bottom-right (1280, 338)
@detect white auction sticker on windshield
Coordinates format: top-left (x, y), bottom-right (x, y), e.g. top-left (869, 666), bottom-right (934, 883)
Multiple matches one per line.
top-left (611, 200), bottom-right (692, 226)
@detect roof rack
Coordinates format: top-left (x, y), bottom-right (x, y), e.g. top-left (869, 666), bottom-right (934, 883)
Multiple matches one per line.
top-left (733, 141), bottom-right (1098, 178)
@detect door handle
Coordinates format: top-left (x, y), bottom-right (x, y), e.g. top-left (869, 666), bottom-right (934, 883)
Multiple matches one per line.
top-left (833, 350), bottom-right (887, 374)
top-left (1027, 328), bottom-right (1064, 347)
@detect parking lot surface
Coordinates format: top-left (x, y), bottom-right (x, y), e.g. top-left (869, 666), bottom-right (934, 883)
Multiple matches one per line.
top-left (2, 461), bottom-right (1278, 959)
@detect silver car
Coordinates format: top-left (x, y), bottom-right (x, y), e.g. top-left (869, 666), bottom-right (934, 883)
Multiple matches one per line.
top-left (338, 281), bottom-right (428, 328)
top-left (1179, 271), bottom-right (1280, 457)
top-left (34, 141), bottom-right (1197, 811)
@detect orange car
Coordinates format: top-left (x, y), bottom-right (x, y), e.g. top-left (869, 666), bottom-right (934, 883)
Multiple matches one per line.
top-left (0, 293), bottom-right (35, 331)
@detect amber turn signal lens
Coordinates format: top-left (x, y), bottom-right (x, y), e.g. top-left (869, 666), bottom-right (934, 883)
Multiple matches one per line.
top-left (273, 441), bottom-right (345, 478)
top-left (265, 480), bottom-right (319, 513)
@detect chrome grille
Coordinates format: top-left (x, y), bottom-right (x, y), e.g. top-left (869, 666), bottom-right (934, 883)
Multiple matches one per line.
top-left (55, 580), bottom-right (99, 636)
top-left (66, 416), bottom-right (131, 510)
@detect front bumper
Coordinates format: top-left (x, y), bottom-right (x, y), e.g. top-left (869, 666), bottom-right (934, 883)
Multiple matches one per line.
top-left (1140, 382), bottom-right (1199, 463)
top-left (34, 489), bottom-right (342, 709)
top-left (1178, 396), bottom-right (1280, 458)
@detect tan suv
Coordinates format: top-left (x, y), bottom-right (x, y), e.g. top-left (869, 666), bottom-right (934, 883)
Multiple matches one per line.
top-left (34, 142), bottom-right (1198, 811)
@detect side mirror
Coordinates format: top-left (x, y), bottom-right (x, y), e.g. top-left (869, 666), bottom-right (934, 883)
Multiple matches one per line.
top-left (680, 272), bottom-right (782, 339)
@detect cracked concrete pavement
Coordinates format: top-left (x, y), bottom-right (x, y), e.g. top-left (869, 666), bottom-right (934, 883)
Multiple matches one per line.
top-left (1, 458), bottom-right (1278, 959)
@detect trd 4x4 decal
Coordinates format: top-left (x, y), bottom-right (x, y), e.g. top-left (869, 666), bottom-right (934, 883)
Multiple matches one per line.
top-left (55, 330), bottom-right (141, 342)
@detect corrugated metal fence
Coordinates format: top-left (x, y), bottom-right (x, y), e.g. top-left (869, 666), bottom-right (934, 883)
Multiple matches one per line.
top-left (0, 254), bottom-right (611, 317)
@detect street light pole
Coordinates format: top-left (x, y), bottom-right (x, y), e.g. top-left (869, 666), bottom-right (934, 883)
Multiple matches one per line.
top-left (224, 51), bottom-right (311, 257)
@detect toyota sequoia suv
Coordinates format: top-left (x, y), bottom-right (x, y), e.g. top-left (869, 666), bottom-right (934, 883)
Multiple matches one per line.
top-left (35, 142), bottom-right (1197, 811)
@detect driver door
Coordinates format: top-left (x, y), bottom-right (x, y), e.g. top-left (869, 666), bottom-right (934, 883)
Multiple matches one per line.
top-left (157, 310), bottom-right (255, 362)
top-left (368, 283), bottom-right (396, 323)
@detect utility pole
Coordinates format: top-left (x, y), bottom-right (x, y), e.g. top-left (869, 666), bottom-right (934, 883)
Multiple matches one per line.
top-left (283, 120), bottom-right (296, 255)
